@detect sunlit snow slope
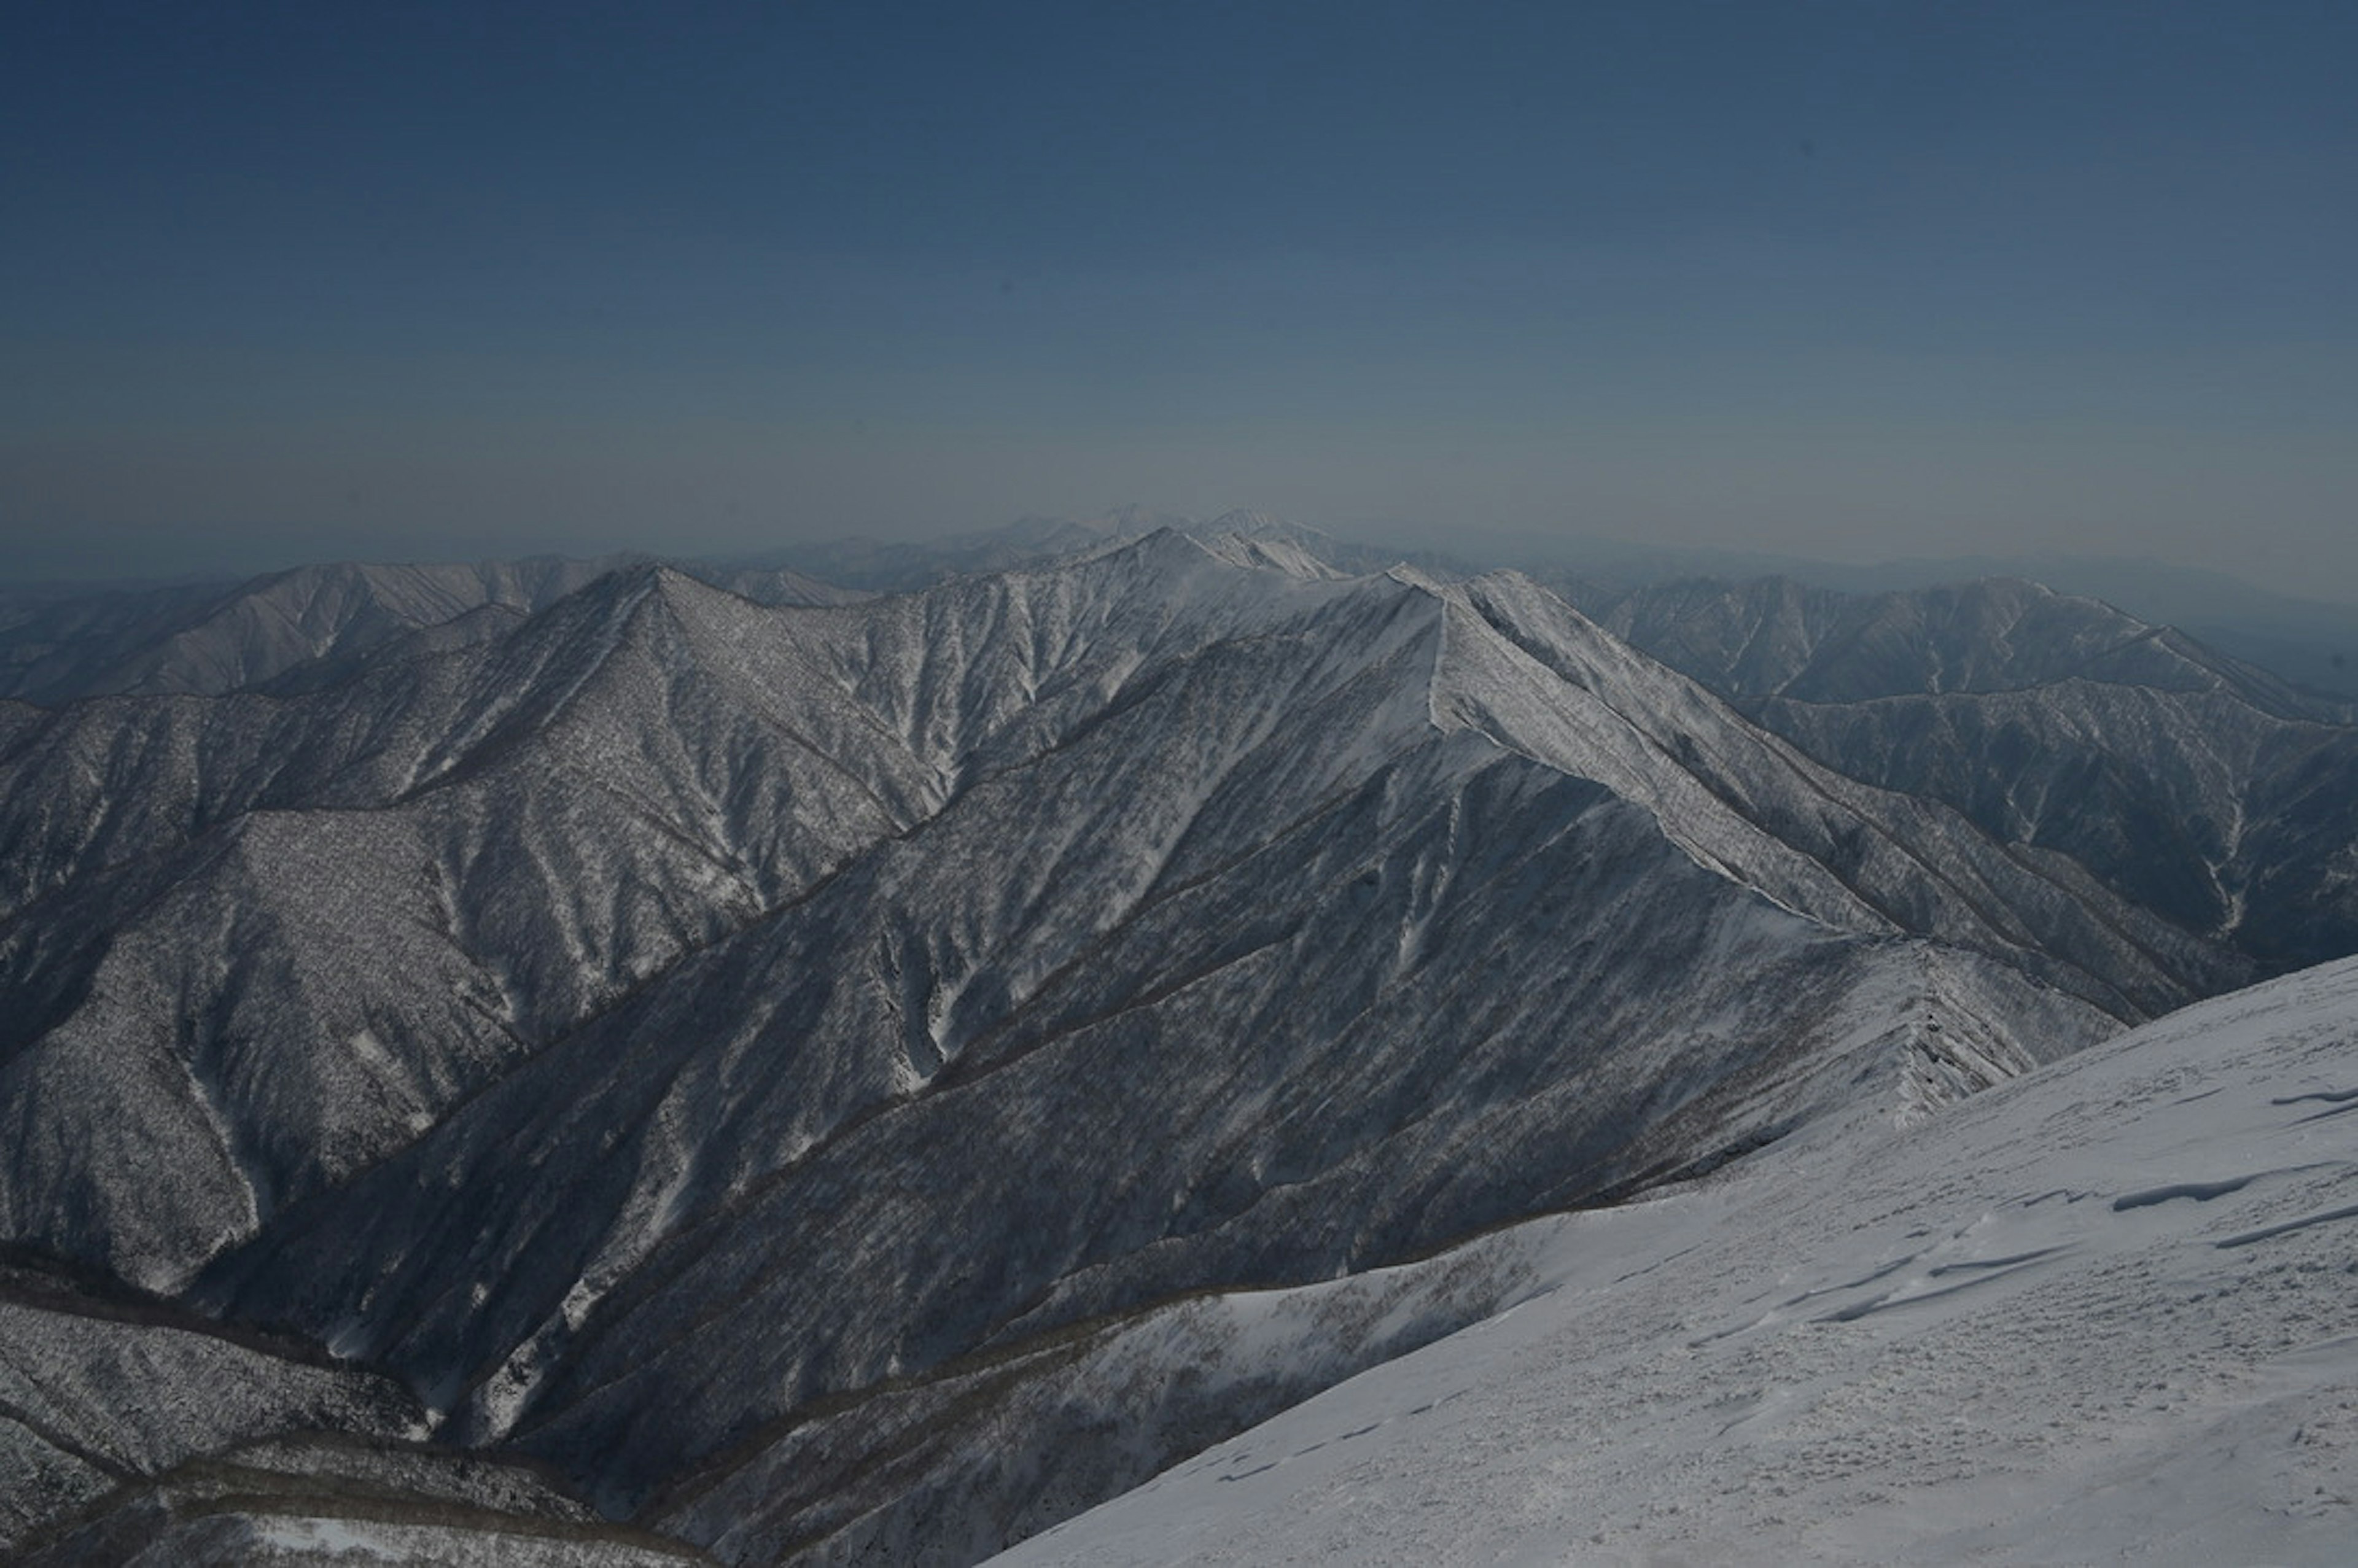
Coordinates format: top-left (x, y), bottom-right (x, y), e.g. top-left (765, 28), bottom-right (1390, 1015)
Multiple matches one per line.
top-left (994, 955), bottom-right (2358, 1567)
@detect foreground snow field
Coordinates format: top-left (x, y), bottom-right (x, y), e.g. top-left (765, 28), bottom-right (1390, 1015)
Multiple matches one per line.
top-left (992, 956), bottom-right (2358, 1567)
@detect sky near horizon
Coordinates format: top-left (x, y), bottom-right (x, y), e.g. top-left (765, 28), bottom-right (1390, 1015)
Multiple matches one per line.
top-left (4, 2), bottom-right (2356, 598)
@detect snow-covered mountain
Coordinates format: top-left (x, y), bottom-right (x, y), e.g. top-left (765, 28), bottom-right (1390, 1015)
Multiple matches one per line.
top-left (1, 529), bottom-right (2352, 1564)
top-left (991, 953), bottom-right (2358, 1567)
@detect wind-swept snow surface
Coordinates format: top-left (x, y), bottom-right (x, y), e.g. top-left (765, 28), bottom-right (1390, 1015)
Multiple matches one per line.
top-left (994, 956), bottom-right (2358, 1567)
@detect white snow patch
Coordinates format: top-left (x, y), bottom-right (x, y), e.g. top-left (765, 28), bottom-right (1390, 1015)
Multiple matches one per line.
top-left (255, 1514), bottom-right (406, 1560)
top-left (347, 1028), bottom-right (393, 1071)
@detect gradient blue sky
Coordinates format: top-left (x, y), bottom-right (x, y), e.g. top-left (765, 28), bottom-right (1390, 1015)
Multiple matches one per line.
top-left (6, 1), bottom-right (2356, 595)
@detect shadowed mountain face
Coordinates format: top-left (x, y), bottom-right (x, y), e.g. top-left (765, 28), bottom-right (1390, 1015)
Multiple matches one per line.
top-left (0, 530), bottom-right (2349, 1564)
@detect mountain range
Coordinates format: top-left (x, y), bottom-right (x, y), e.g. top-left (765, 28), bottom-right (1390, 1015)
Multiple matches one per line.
top-left (2, 516), bottom-right (2352, 1564)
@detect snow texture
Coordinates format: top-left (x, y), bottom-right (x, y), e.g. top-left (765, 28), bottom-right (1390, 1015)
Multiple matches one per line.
top-left (994, 956), bottom-right (2358, 1567)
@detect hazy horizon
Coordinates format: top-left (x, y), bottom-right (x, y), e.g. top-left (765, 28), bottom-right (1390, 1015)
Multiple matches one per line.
top-left (12, 505), bottom-right (2358, 630)
top-left (7, 3), bottom-right (2353, 600)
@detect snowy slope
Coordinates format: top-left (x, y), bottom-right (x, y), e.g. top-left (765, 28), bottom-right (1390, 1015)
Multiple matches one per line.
top-left (993, 955), bottom-right (2358, 1567)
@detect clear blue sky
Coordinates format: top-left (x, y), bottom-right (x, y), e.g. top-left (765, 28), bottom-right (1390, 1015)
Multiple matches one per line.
top-left (5, 1), bottom-right (2355, 595)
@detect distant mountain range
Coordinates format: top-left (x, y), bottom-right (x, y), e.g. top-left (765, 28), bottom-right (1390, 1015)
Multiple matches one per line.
top-left (1351, 523), bottom-right (2358, 701)
top-left (2, 517), bottom-right (2352, 1563)
top-left (10, 511), bottom-right (2352, 702)
top-left (0, 555), bottom-right (861, 706)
